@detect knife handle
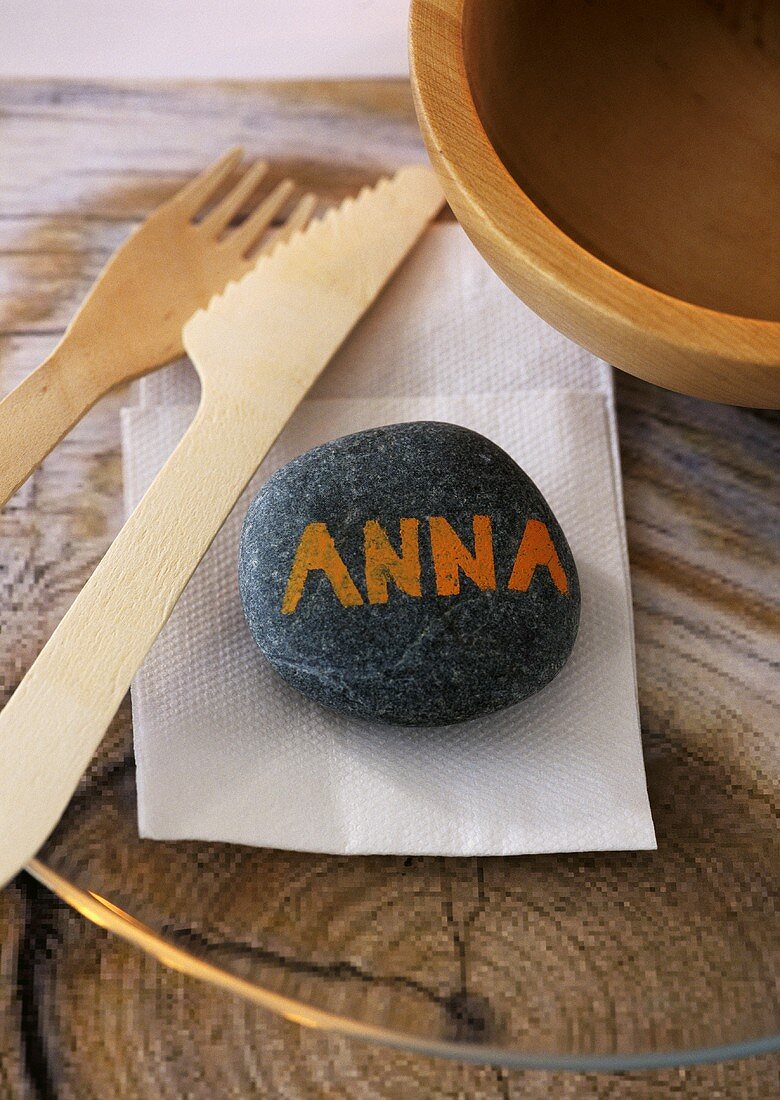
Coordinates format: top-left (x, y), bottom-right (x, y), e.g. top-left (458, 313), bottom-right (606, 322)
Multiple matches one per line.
top-left (0, 399), bottom-right (260, 887)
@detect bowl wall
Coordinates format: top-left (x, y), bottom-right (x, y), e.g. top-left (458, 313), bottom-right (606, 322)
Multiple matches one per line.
top-left (463, 0), bottom-right (780, 321)
top-left (410, 0), bottom-right (780, 406)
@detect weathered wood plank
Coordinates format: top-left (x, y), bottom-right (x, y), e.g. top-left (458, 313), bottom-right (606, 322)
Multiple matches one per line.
top-left (0, 886), bottom-right (33, 1100)
top-left (0, 218), bottom-right (133, 254)
top-left (0, 80), bottom-right (426, 218)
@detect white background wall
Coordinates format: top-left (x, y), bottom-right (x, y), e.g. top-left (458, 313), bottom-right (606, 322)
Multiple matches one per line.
top-left (2, 1), bottom-right (410, 79)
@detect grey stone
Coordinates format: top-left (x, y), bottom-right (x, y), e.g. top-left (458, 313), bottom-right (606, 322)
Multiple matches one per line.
top-left (238, 422), bottom-right (580, 726)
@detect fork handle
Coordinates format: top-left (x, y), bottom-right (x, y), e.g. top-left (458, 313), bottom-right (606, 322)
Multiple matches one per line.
top-left (0, 341), bottom-right (106, 507)
top-left (0, 398), bottom-right (262, 887)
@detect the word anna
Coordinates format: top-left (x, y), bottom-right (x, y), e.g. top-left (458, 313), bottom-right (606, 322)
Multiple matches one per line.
top-left (282, 515), bottom-right (569, 614)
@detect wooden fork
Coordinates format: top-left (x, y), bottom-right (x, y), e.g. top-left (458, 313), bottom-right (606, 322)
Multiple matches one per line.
top-left (0, 166), bottom-right (444, 888)
top-left (0, 147), bottom-right (316, 507)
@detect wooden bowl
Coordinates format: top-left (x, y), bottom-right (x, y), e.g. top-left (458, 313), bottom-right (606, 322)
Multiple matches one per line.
top-left (410, 0), bottom-right (780, 406)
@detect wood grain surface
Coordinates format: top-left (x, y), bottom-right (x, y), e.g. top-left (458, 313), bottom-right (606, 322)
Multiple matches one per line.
top-left (0, 79), bottom-right (778, 1098)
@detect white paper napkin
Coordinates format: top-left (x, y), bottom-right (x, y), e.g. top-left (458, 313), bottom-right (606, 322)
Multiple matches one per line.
top-left (122, 225), bottom-right (655, 855)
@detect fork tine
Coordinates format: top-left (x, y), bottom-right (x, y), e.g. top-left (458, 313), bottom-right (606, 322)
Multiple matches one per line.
top-left (257, 193), bottom-right (318, 256)
top-left (172, 146), bottom-right (244, 218)
top-left (199, 160), bottom-right (269, 237)
top-left (225, 178), bottom-right (295, 256)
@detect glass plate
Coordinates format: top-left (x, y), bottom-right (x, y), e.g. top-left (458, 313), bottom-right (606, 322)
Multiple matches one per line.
top-left (31, 694), bottom-right (779, 1072)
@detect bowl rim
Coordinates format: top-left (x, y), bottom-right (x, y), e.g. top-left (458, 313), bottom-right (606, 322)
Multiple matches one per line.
top-left (409, 0), bottom-right (780, 391)
top-left (27, 857), bottom-right (780, 1071)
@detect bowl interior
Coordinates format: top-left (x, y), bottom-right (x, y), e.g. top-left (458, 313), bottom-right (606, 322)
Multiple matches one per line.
top-left (463, 0), bottom-right (780, 321)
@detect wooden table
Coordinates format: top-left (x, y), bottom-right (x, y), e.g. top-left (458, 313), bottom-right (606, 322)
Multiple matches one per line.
top-left (0, 80), bottom-right (777, 1099)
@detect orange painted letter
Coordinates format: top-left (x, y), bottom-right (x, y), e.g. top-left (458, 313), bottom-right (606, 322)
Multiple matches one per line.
top-left (507, 519), bottom-right (568, 594)
top-left (429, 515), bottom-right (496, 596)
top-left (364, 519), bottom-right (422, 604)
top-left (282, 522), bottom-right (363, 614)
